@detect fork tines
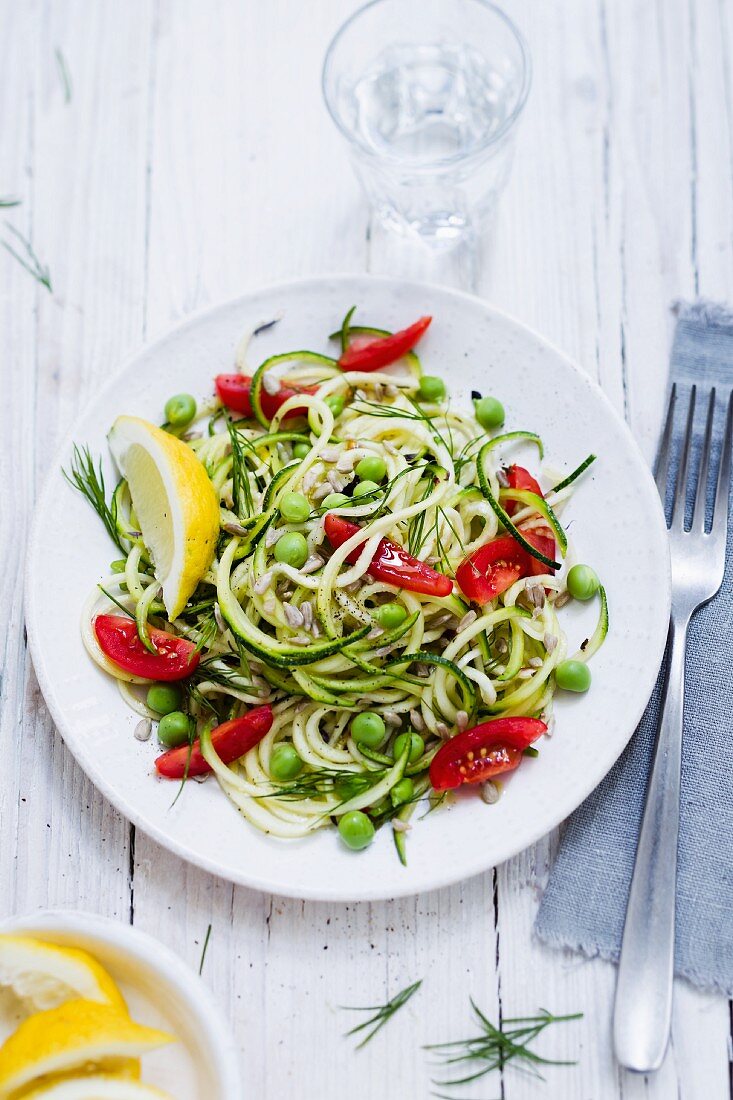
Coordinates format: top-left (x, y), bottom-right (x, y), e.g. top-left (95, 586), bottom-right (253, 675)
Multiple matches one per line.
top-left (655, 383), bottom-right (733, 535)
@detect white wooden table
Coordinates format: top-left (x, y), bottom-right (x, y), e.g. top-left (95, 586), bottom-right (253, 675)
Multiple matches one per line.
top-left (2, 2), bottom-right (732, 1097)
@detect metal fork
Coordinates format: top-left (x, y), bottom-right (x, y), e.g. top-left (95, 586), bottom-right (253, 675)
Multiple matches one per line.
top-left (613, 383), bottom-right (733, 1072)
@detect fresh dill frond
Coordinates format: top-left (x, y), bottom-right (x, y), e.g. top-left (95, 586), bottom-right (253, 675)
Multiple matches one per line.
top-left (0, 197), bottom-right (20, 208)
top-left (64, 445), bottom-right (125, 550)
top-left (342, 979), bottom-right (422, 1048)
top-left (55, 47), bottom-right (72, 103)
top-left (270, 768), bottom-right (383, 802)
top-left (2, 222), bottom-right (52, 292)
top-left (198, 923), bottom-right (212, 975)
top-left (97, 584), bottom-right (134, 619)
top-left (227, 421), bottom-right (255, 520)
top-left (407, 476), bottom-right (436, 557)
top-left (425, 1002), bottom-right (582, 1091)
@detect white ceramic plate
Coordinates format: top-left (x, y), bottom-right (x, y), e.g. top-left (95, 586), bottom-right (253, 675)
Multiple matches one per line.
top-left (26, 276), bottom-right (671, 902)
top-left (0, 910), bottom-right (242, 1098)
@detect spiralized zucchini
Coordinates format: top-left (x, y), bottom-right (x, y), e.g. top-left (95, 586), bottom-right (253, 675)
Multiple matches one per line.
top-left (73, 313), bottom-right (607, 862)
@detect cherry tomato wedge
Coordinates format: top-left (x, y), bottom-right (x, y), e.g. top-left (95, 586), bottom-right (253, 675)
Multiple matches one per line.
top-left (338, 316), bottom-right (432, 372)
top-left (504, 464), bottom-right (544, 518)
top-left (455, 535), bottom-right (531, 606)
top-left (429, 717), bottom-right (547, 791)
top-left (215, 374), bottom-right (316, 420)
top-left (94, 615), bottom-right (199, 681)
top-left (323, 512), bottom-right (452, 597)
top-left (522, 526), bottom-right (557, 577)
top-left (155, 705), bottom-right (273, 779)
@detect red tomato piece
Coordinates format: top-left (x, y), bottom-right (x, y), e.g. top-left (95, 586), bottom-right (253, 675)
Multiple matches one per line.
top-left (429, 717), bottom-right (547, 791)
top-left (215, 374), bottom-right (315, 420)
top-left (94, 615), bottom-right (200, 681)
top-left (323, 513), bottom-right (453, 597)
top-left (455, 535), bottom-right (532, 606)
top-left (505, 464), bottom-right (544, 516)
top-left (522, 526), bottom-right (557, 577)
top-left (155, 705), bottom-right (273, 779)
top-left (338, 316), bottom-right (432, 372)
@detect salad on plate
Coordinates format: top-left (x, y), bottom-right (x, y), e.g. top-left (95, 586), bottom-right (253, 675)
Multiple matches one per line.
top-left (66, 309), bottom-right (607, 864)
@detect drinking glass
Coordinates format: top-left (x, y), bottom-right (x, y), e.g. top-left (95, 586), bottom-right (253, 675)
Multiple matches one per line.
top-left (322, 0), bottom-right (531, 250)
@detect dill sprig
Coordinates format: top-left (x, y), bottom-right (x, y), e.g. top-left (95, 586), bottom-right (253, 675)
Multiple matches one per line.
top-left (2, 222), bottom-right (52, 292)
top-left (271, 768), bottom-right (383, 802)
top-left (0, 197), bottom-right (20, 208)
top-left (97, 584), bottom-right (134, 619)
top-left (342, 979), bottom-right (422, 1048)
top-left (64, 445), bottom-right (125, 550)
top-left (227, 421), bottom-right (255, 520)
top-left (425, 1002), bottom-right (582, 1091)
top-left (352, 398), bottom-right (454, 460)
top-left (198, 923), bottom-right (212, 975)
top-left (55, 47), bottom-right (72, 103)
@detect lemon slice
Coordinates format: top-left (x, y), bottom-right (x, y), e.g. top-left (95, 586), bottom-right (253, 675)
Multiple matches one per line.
top-left (0, 999), bottom-right (173, 1099)
top-left (20, 1074), bottom-right (173, 1098)
top-left (108, 415), bottom-right (220, 619)
top-left (0, 936), bottom-right (126, 1013)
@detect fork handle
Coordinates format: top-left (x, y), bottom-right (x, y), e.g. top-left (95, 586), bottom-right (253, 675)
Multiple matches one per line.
top-left (613, 615), bottom-right (687, 1072)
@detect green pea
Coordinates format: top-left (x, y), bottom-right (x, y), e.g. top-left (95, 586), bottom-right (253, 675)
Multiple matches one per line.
top-left (157, 711), bottom-right (191, 748)
top-left (293, 442), bottom-right (310, 460)
top-left (274, 531), bottom-right (309, 568)
top-left (269, 743), bottom-right (304, 782)
top-left (110, 559), bottom-right (127, 574)
top-left (474, 395), bottom-right (505, 430)
top-left (338, 810), bottom-right (375, 851)
top-left (355, 455), bottom-right (387, 482)
top-left (352, 711), bottom-right (386, 749)
top-left (373, 602), bottom-right (407, 629)
top-left (393, 732), bottom-right (424, 763)
top-left (555, 659), bottom-right (591, 693)
top-left (325, 394), bottom-right (345, 417)
top-left (322, 492), bottom-right (349, 509)
top-left (335, 774), bottom-right (364, 800)
top-left (417, 375), bottom-right (446, 402)
top-left (279, 492), bottom-right (310, 524)
top-left (390, 777), bottom-right (415, 806)
top-left (146, 683), bottom-right (183, 716)
top-left (353, 480), bottom-right (380, 499)
top-left (566, 564), bottom-right (600, 601)
top-left (165, 393), bottom-right (197, 427)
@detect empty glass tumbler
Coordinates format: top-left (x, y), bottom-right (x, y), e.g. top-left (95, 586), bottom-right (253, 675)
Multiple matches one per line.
top-left (322, 0), bottom-right (531, 247)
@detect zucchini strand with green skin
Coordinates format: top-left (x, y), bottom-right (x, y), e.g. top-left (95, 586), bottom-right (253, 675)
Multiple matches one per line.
top-left (477, 441), bottom-right (560, 569)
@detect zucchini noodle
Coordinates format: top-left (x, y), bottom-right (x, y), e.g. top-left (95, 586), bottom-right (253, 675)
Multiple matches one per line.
top-left (72, 311), bottom-right (608, 863)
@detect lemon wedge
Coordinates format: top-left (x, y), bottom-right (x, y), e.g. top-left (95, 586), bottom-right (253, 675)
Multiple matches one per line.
top-left (108, 415), bottom-right (219, 619)
top-left (0, 999), bottom-right (174, 1099)
top-left (0, 936), bottom-right (126, 1013)
top-left (20, 1074), bottom-right (173, 1098)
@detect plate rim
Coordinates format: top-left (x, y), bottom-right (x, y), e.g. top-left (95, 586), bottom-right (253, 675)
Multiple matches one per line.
top-left (25, 273), bottom-right (672, 901)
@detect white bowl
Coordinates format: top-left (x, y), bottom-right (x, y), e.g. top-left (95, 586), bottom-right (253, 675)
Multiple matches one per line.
top-left (0, 911), bottom-right (242, 1100)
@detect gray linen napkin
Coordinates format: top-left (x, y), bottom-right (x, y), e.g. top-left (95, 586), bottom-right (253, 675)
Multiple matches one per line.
top-left (535, 301), bottom-right (733, 995)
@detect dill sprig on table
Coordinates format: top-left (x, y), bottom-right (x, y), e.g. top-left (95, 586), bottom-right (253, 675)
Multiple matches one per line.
top-left (64, 445), bottom-right (125, 550)
top-left (2, 222), bottom-right (52, 291)
top-left (55, 47), bottom-right (72, 103)
top-left (342, 979), bottom-right (423, 1048)
top-left (198, 923), bottom-right (212, 975)
top-left (425, 1001), bottom-right (582, 1092)
top-left (0, 197), bottom-right (20, 208)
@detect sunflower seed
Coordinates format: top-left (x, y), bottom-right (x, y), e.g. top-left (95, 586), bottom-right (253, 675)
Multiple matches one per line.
top-left (457, 610), bottom-right (477, 632)
top-left (555, 590), bottom-right (571, 608)
top-left (337, 452), bottom-right (356, 472)
top-left (496, 637), bottom-right (508, 654)
top-left (303, 468), bottom-right (319, 492)
top-left (496, 468), bottom-right (510, 488)
top-left (456, 710), bottom-right (469, 733)
top-left (415, 663), bottom-right (431, 677)
top-left (373, 383), bottom-right (384, 401)
top-left (543, 632), bottom-right (558, 653)
top-left (182, 429), bottom-right (202, 441)
top-left (364, 573), bottom-right (375, 585)
top-left (312, 483), bottom-right (332, 502)
top-left (545, 716), bottom-right (556, 738)
top-left (134, 718), bottom-right (152, 742)
top-left (436, 722), bottom-right (451, 739)
top-left (300, 601), bottom-right (313, 630)
top-left (320, 448), bottom-right (339, 463)
top-left (263, 597), bottom-right (276, 615)
top-left (193, 773), bottom-right (210, 784)
top-left (311, 622), bottom-right (321, 638)
top-left (529, 656), bottom-right (543, 668)
top-left (214, 603), bottom-right (227, 634)
top-left (289, 634), bottom-right (312, 646)
top-left (262, 372), bottom-right (280, 396)
top-left (384, 384), bottom-right (399, 397)
top-left (383, 440), bottom-right (399, 455)
top-left (253, 571), bottom-right (273, 594)
top-left (409, 709), bottom-right (425, 731)
top-left (432, 612), bottom-right (452, 627)
top-left (367, 627), bottom-right (383, 641)
top-left (266, 527), bottom-right (280, 548)
top-left (283, 603), bottom-right (304, 628)
top-left (517, 668), bottom-right (534, 679)
top-left (223, 521), bottom-right (249, 537)
top-left (392, 819), bottom-right (411, 833)
top-left (480, 780), bottom-right (500, 804)
top-left (327, 469), bottom-right (344, 490)
top-left (300, 555), bottom-right (324, 575)
top-left (354, 389), bottom-right (367, 402)
top-left (383, 711), bottom-right (402, 728)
